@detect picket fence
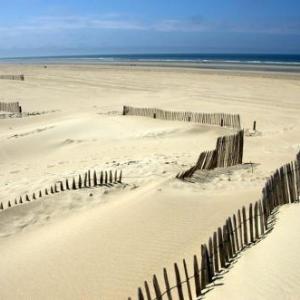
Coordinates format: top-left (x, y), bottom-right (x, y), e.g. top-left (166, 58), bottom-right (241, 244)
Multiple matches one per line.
top-left (0, 101), bottom-right (22, 113)
top-left (0, 168), bottom-right (123, 211)
top-left (0, 74), bottom-right (24, 81)
top-left (177, 130), bottom-right (244, 180)
top-left (123, 106), bottom-right (241, 129)
top-left (129, 150), bottom-right (300, 300)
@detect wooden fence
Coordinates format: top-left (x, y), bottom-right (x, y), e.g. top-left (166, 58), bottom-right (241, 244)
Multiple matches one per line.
top-left (123, 106), bottom-right (241, 129)
top-left (0, 75), bottom-right (24, 81)
top-left (0, 168), bottom-right (123, 211)
top-left (0, 101), bottom-right (22, 113)
top-left (129, 151), bottom-right (300, 300)
top-left (177, 130), bottom-right (244, 180)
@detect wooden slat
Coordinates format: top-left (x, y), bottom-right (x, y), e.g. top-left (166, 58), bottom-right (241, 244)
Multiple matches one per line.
top-left (174, 263), bottom-right (184, 300)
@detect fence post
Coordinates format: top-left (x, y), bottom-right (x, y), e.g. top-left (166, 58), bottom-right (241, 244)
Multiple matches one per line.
top-left (144, 281), bottom-right (152, 300)
top-left (72, 178), bottom-right (77, 190)
top-left (259, 200), bottom-right (265, 236)
top-left (105, 171), bottom-right (108, 184)
top-left (174, 263), bottom-right (184, 300)
top-left (237, 209), bottom-right (243, 249)
top-left (254, 202), bottom-right (259, 240)
top-left (228, 217), bottom-right (236, 255)
top-left (218, 227), bottom-right (225, 268)
top-left (213, 232), bottom-right (219, 273)
top-left (88, 170), bottom-right (91, 187)
top-left (249, 203), bottom-right (254, 243)
top-left (153, 275), bottom-right (162, 300)
top-left (242, 206), bottom-right (248, 245)
top-left (233, 214), bottom-right (239, 251)
top-left (93, 171), bottom-right (98, 186)
top-left (208, 237), bottom-right (215, 278)
top-left (163, 268), bottom-right (173, 300)
top-left (183, 259), bottom-right (193, 300)
top-left (138, 288), bottom-right (145, 300)
top-left (78, 175), bottom-right (83, 188)
top-left (100, 171), bottom-right (104, 185)
top-left (66, 178), bottom-right (70, 190)
top-left (109, 170), bottom-right (113, 184)
top-left (193, 255), bottom-right (202, 297)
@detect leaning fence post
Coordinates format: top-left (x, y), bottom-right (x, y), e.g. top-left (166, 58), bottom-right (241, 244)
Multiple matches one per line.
top-left (163, 268), bottom-right (173, 300)
top-left (174, 263), bottom-right (184, 300)
top-left (138, 288), bottom-right (145, 300)
top-left (144, 281), bottom-right (152, 300)
top-left (153, 274), bottom-right (162, 300)
top-left (183, 259), bottom-right (193, 300)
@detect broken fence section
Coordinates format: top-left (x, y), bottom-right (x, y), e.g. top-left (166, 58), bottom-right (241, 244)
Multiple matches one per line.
top-left (177, 130), bottom-right (244, 180)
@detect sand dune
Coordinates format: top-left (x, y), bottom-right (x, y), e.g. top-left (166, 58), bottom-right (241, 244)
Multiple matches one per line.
top-left (0, 64), bottom-right (299, 299)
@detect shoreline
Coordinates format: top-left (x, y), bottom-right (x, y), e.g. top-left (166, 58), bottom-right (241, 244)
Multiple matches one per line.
top-left (1, 60), bottom-right (300, 77)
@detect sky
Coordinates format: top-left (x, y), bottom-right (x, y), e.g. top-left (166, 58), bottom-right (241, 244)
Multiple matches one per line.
top-left (0, 0), bottom-right (300, 57)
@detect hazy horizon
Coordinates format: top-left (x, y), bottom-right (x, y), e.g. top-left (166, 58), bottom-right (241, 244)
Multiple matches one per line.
top-left (1, 0), bottom-right (300, 57)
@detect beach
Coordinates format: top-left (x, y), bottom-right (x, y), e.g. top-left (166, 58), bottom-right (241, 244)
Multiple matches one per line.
top-left (0, 62), bottom-right (299, 299)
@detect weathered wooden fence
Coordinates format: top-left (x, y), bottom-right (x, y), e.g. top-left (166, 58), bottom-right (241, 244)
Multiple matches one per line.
top-left (123, 106), bottom-right (241, 129)
top-left (129, 151), bottom-right (300, 300)
top-left (0, 168), bottom-right (123, 211)
top-left (0, 101), bottom-right (22, 113)
top-left (177, 130), bottom-right (244, 180)
top-left (0, 74), bottom-right (24, 81)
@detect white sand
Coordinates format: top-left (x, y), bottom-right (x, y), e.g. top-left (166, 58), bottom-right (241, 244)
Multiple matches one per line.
top-left (208, 204), bottom-right (300, 300)
top-left (0, 64), bottom-right (299, 299)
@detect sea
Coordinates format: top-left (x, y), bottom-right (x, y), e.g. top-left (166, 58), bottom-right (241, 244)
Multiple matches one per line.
top-left (1, 53), bottom-right (300, 69)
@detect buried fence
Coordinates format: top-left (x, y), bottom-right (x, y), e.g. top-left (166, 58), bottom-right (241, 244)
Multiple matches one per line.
top-left (0, 101), bottom-right (22, 113)
top-left (129, 150), bottom-right (300, 300)
top-left (123, 106), bottom-right (241, 129)
top-left (0, 168), bottom-right (123, 211)
top-left (0, 74), bottom-right (24, 81)
top-left (177, 130), bottom-right (244, 180)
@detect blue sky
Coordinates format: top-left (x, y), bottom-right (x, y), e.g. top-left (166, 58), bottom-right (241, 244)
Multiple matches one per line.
top-left (0, 0), bottom-right (300, 57)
